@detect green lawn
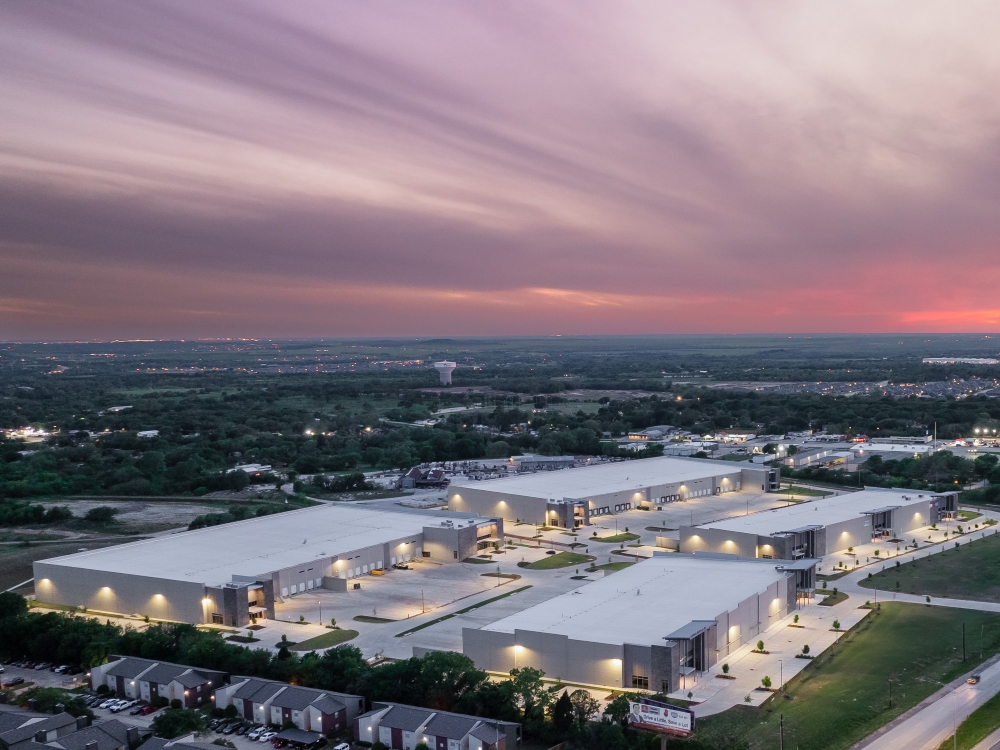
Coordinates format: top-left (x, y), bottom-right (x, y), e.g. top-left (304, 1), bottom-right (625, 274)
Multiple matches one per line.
top-left (518, 552), bottom-right (595, 569)
top-left (586, 561), bottom-right (635, 573)
top-left (958, 510), bottom-right (982, 521)
top-left (288, 629), bottom-right (358, 651)
top-left (817, 590), bottom-right (849, 606)
top-left (937, 690), bottom-right (1000, 750)
top-left (859, 532), bottom-right (1000, 602)
top-left (694, 603), bottom-right (1000, 750)
top-left (777, 485), bottom-right (833, 497)
top-left (588, 533), bottom-right (640, 543)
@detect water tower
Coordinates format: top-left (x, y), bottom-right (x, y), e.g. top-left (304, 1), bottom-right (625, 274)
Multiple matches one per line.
top-left (434, 361), bottom-right (457, 385)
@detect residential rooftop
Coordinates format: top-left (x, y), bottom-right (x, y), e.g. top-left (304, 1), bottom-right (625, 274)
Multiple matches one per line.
top-left (35, 504), bottom-right (473, 586)
top-left (481, 555), bottom-right (791, 646)
top-left (698, 488), bottom-right (936, 536)
top-left (450, 456), bottom-right (744, 499)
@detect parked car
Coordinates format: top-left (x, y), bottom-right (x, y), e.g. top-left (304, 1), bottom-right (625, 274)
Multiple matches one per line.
top-left (129, 706), bottom-right (146, 716)
top-left (110, 700), bottom-right (131, 713)
top-left (270, 739), bottom-right (288, 748)
top-left (35, 663), bottom-right (53, 670)
top-left (237, 725), bottom-right (252, 736)
top-left (258, 732), bottom-right (277, 743)
top-left (99, 698), bottom-right (119, 709)
top-left (4, 677), bottom-right (25, 687)
top-left (332, 743), bottom-right (350, 750)
top-left (139, 705), bottom-right (158, 716)
top-left (66, 667), bottom-right (83, 675)
top-left (392, 563), bottom-right (409, 570)
top-left (545, 550), bottom-right (556, 555)
top-left (247, 728), bottom-right (265, 740)
top-left (305, 739), bottom-right (327, 750)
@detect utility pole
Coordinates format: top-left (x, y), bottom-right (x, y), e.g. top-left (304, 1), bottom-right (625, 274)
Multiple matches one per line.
top-left (496, 565), bottom-right (501, 588)
top-left (421, 590), bottom-right (425, 614)
top-left (888, 679), bottom-right (892, 708)
top-left (779, 714), bottom-right (784, 750)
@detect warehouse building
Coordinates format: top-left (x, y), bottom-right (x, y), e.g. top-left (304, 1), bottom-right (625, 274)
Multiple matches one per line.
top-left (679, 488), bottom-right (958, 559)
top-left (448, 456), bottom-right (779, 526)
top-left (463, 553), bottom-right (814, 693)
top-left (34, 505), bottom-right (502, 627)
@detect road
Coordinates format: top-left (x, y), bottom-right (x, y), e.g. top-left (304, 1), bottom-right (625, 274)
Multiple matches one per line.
top-left (847, 508), bottom-right (1000, 749)
top-left (857, 656), bottom-right (1000, 750)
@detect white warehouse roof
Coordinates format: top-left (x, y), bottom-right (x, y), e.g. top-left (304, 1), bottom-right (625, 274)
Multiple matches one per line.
top-left (481, 555), bottom-right (788, 646)
top-left (37, 504), bottom-right (474, 586)
top-left (450, 456), bottom-right (743, 499)
top-left (697, 488), bottom-right (934, 536)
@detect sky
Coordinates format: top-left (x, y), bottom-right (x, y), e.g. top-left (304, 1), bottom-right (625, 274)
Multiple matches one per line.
top-left (2, 1), bottom-right (1000, 340)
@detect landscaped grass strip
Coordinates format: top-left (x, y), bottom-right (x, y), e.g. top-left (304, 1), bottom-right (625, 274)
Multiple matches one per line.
top-left (395, 586), bottom-right (532, 637)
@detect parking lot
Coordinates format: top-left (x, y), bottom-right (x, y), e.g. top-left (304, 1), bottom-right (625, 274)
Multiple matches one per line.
top-left (0, 661), bottom-right (88, 691)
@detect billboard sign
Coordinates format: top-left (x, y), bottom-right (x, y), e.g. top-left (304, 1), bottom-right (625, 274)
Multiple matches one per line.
top-left (628, 698), bottom-right (695, 736)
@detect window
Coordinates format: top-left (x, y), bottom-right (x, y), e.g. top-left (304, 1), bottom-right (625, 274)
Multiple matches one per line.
top-left (281, 587), bottom-right (288, 597)
top-left (661, 680), bottom-right (671, 694)
top-left (631, 675), bottom-right (649, 690)
top-left (212, 613), bottom-right (223, 624)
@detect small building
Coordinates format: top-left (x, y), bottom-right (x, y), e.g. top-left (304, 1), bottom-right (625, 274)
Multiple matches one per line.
top-left (680, 488), bottom-right (958, 559)
top-left (464, 554), bottom-right (814, 693)
top-left (0, 707), bottom-right (81, 750)
top-left (90, 657), bottom-right (226, 709)
top-left (42, 721), bottom-right (141, 750)
top-left (215, 677), bottom-right (364, 735)
top-left (449, 456), bottom-right (778, 526)
top-left (354, 703), bottom-right (520, 750)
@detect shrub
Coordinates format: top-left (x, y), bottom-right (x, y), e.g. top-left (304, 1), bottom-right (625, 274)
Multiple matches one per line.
top-left (96, 685), bottom-right (110, 695)
top-left (832, 619), bottom-right (841, 630)
top-left (793, 614), bottom-right (799, 624)
top-left (756, 640), bottom-right (764, 652)
top-left (761, 676), bottom-right (772, 689)
top-left (802, 644), bottom-right (810, 655)
top-left (170, 699), bottom-right (182, 709)
top-left (722, 663), bottom-right (729, 675)
top-left (223, 704), bottom-right (238, 719)
top-left (84, 506), bottom-right (118, 524)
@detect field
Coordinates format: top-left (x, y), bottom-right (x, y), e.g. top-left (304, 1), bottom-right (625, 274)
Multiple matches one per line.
top-left (859, 532), bottom-right (1000, 602)
top-left (694, 603), bottom-right (1000, 750)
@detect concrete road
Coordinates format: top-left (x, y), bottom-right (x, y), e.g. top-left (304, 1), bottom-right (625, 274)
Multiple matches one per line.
top-left (858, 656), bottom-right (1000, 750)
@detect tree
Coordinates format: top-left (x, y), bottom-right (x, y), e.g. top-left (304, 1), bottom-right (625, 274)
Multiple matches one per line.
top-left (833, 619), bottom-right (841, 630)
top-left (756, 640), bottom-right (765, 652)
top-left (761, 676), bottom-right (772, 689)
top-left (552, 690), bottom-right (573, 732)
top-left (604, 694), bottom-right (632, 728)
top-left (802, 644), bottom-right (810, 655)
top-left (223, 704), bottom-right (238, 719)
top-left (151, 709), bottom-right (207, 738)
top-left (415, 744), bottom-right (430, 750)
top-left (509, 666), bottom-right (550, 721)
top-left (721, 663), bottom-right (730, 675)
top-left (0, 592), bottom-right (27, 619)
top-left (568, 689), bottom-right (599, 725)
